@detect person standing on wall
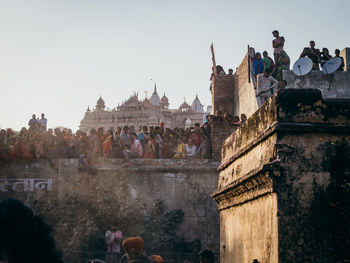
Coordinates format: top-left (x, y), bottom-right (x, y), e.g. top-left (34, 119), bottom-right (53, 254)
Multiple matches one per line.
top-left (38, 113), bottom-right (47, 131)
top-left (272, 30), bottom-right (285, 63)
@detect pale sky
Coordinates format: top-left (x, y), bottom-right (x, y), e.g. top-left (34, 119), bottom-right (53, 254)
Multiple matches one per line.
top-left (0, 0), bottom-right (349, 131)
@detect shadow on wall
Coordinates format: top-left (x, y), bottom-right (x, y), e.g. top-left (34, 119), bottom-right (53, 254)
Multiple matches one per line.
top-left (311, 139), bottom-right (350, 262)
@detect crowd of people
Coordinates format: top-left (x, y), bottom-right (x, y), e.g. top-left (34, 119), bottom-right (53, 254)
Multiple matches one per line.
top-left (0, 111), bottom-right (249, 167)
top-left (104, 231), bottom-right (216, 263)
top-left (0, 110), bottom-right (249, 166)
top-left (251, 30), bottom-right (345, 107)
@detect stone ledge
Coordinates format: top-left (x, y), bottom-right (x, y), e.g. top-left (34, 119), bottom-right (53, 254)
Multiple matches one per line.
top-left (212, 161), bottom-right (281, 210)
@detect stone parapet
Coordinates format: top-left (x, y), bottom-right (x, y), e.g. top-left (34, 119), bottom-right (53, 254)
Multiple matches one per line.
top-left (283, 70), bottom-right (350, 99)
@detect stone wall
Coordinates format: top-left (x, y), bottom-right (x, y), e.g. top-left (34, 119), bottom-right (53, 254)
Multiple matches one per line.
top-left (0, 158), bottom-right (220, 263)
top-left (232, 52), bottom-right (258, 118)
top-left (210, 121), bottom-right (238, 161)
top-left (283, 70), bottom-right (350, 99)
top-left (210, 54), bottom-right (258, 119)
top-left (210, 75), bottom-right (235, 115)
top-left (212, 89), bottom-right (350, 263)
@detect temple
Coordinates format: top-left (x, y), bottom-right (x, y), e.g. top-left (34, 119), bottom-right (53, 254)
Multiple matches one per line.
top-left (79, 87), bottom-right (208, 132)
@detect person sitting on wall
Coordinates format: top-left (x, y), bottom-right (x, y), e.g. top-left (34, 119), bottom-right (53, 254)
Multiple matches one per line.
top-left (0, 199), bottom-right (63, 263)
top-left (240, 114), bottom-right (247, 123)
top-left (216, 65), bottom-right (226, 75)
top-left (228, 68), bottom-right (234, 75)
top-left (272, 30), bottom-right (285, 63)
top-left (122, 132), bottom-right (142, 167)
top-left (197, 134), bottom-right (209, 159)
top-left (273, 49), bottom-right (290, 81)
top-left (224, 113), bottom-right (233, 124)
top-left (199, 249), bottom-right (215, 263)
top-left (142, 132), bottom-right (155, 159)
top-left (233, 116), bottom-right (242, 125)
top-left (256, 68), bottom-right (278, 107)
top-left (172, 137), bottom-right (187, 159)
top-left (300, 40), bottom-right (320, 70)
top-left (138, 126), bottom-right (148, 147)
top-left (185, 138), bottom-right (197, 158)
top-left (214, 110), bottom-right (224, 122)
top-left (334, 49), bottom-right (345, 71)
top-left (102, 135), bottom-right (113, 158)
top-left (320, 48), bottom-right (332, 69)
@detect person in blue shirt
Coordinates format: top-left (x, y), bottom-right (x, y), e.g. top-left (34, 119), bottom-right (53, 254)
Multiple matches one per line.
top-left (253, 52), bottom-right (264, 76)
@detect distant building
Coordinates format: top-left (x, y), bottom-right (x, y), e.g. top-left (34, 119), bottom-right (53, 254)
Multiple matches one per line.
top-left (79, 88), bottom-right (207, 132)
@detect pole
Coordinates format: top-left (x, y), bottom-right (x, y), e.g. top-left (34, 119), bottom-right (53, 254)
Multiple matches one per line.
top-left (210, 43), bottom-right (218, 75)
top-left (248, 45), bottom-right (251, 83)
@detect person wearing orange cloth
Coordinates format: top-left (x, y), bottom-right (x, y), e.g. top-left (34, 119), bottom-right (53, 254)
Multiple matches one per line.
top-left (149, 255), bottom-right (164, 263)
top-left (102, 135), bottom-right (113, 158)
top-left (120, 236), bottom-right (150, 263)
top-left (10, 138), bottom-right (24, 160)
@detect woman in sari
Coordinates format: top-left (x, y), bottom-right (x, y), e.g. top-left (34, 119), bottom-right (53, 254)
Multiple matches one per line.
top-left (273, 50), bottom-right (290, 81)
top-left (142, 132), bottom-right (155, 159)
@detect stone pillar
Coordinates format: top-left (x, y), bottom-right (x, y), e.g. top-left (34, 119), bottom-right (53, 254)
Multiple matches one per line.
top-left (340, 47), bottom-right (350, 72)
top-left (212, 89), bottom-right (350, 263)
top-left (211, 75), bottom-right (235, 115)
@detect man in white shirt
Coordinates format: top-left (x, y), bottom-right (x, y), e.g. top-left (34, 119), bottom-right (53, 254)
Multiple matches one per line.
top-left (256, 68), bottom-right (278, 107)
top-left (185, 139), bottom-right (197, 158)
top-left (38, 113), bottom-right (47, 131)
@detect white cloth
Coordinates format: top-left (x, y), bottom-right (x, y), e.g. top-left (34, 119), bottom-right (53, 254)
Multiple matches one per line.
top-left (38, 118), bottom-right (47, 127)
top-left (185, 144), bottom-right (197, 157)
top-left (257, 74), bottom-right (278, 95)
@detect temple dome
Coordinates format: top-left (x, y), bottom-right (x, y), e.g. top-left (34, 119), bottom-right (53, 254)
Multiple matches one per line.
top-left (191, 94), bottom-right (203, 113)
top-left (95, 96), bottom-right (105, 111)
top-left (160, 93), bottom-right (169, 108)
top-left (149, 87), bottom-right (160, 106)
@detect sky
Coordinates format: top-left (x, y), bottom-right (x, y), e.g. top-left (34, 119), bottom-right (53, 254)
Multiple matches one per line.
top-left (0, 0), bottom-right (349, 131)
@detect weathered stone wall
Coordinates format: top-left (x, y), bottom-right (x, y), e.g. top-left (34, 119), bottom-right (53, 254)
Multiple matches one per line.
top-left (232, 53), bottom-right (258, 118)
top-left (220, 194), bottom-right (278, 263)
top-left (212, 89), bottom-right (350, 263)
top-left (0, 159), bottom-right (220, 263)
top-left (210, 121), bottom-right (238, 161)
top-left (283, 70), bottom-right (350, 99)
top-left (211, 75), bottom-right (235, 115)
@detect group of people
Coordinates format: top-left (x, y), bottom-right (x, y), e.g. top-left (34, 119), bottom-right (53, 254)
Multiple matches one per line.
top-left (251, 30), bottom-right (290, 107)
top-left (252, 30), bottom-right (345, 107)
top-left (0, 115), bottom-right (212, 167)
top-left (0, 110), bottom-right (251, 166)
top-left (0, 124), bottom-right (211, 167)
top-left (104, 231), bottom-right (215, 263)
top-left (300, 41), bottom-right (344, 71)
top-left (0, 198), bottom-right (217, 263)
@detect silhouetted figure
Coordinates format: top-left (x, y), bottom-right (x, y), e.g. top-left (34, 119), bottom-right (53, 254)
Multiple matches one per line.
top-left (0, 199), bottom-right (63, 263)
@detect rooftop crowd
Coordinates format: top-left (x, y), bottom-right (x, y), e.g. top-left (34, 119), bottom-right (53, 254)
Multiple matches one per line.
top-left (212, 30), bottom-right (346, 108)
top-left (0, 111), bottom-right (247, 167)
